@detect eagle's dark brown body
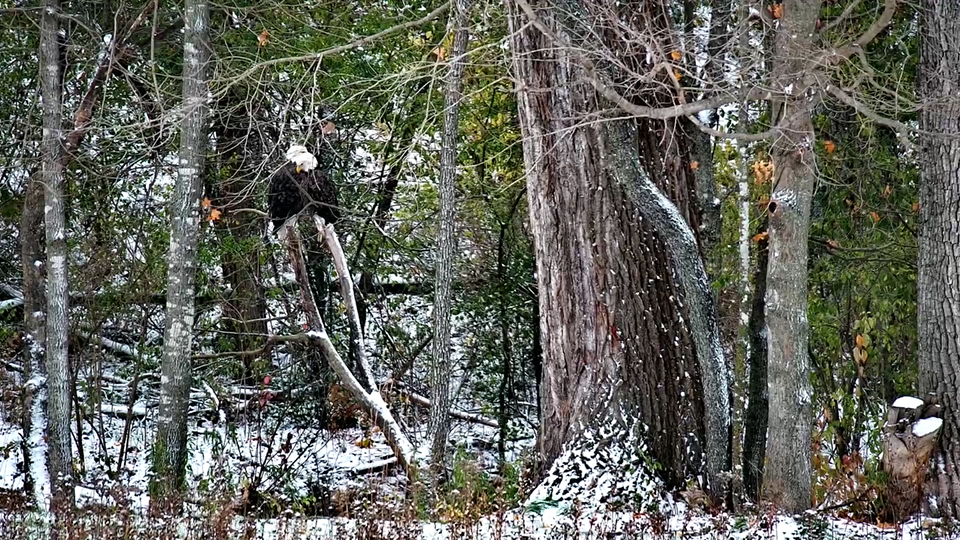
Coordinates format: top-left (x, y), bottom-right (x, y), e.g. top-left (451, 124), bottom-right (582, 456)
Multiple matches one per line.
top-left (267, 162), bottom-right (340, 232)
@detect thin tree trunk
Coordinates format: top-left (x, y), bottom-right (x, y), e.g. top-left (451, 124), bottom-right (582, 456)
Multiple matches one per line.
top-left (761, 0), bottom-right (820, 512)
top-left (151, 0), bottom-right (210, 513)
top-left (40, 0), bottom-right (74, 521)
top-left (20, 174), bottom-right (45, 505)
top-left (742, 226), bottom-right (768, 501)
top-left (428, 0), bottom-right (472, 470)
top-left (918, 0), bottom-right (960, 519)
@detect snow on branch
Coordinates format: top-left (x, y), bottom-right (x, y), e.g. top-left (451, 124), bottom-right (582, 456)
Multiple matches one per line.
top-left (280, 220), bottom-right (417, 478)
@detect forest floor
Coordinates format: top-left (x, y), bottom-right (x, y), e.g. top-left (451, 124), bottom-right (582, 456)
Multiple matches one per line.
top-left (0, 376), bottom-right (953, 539)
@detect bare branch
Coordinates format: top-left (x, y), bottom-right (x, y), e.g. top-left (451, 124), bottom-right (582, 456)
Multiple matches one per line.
top-left (825, 84), bottom-right (917, 149)
top-left (217, 2), bottom-right (451, 96)
top-left (831, 0), bottom-right (899, 60)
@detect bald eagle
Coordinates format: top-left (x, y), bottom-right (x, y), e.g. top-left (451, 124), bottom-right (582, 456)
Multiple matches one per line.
top-left (268, 145), bottom-right (340, 238)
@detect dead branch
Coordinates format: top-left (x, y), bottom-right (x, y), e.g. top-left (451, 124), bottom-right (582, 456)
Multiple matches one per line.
top-left (281, 220), bottom-right (417, 478)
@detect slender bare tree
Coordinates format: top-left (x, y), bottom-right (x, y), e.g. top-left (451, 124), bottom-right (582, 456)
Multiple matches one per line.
top-left (151, 0), bottom-right (210, 513)
top-left (429, 0), bottom-right (473, 472)
top-left (39, 0), bottom-right (74, 523)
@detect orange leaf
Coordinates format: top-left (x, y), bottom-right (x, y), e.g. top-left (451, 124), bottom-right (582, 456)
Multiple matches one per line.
top-left (855, 334), bottom-right (866, 348)
top-left (770, 3), bottom-right (783, 19)
top-left (257, 30), bottom-right (269, 47)
top-left (431, 46), bottom-right (446, 61)
top-left (882, 184), bottom-right (892, 199)
top-left (752, 231), bottom-right (769, 243)
top-left (201, 197), bottom-right (212, 209)
top-left (689, 161), bottom-right (699, 171)
top-left (823, 140), bottom-right (836, 154)
top-left (670, 50), bottom-right (682, 61)
top-left (673, 69), bottom-right (682, 81)
top-left (869, 211), bottom-right (880, 223)
top-left (209, 208), bottom-right (222, 221)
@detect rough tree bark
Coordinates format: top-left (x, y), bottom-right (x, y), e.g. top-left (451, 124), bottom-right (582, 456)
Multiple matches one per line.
top-left (761, 0), bottom-right (820, 513)
top-left (428, 0), bottom-right (472, 471)
top-left (917, 0), bottom-right (960, 519)
top-left (151, 0), bottom-right (210, 513)
top-left (507, 0), bottom-right (730, 497)
top-left (40, 0), bottom-right (74, 519)
top-left (213, 92), bottom-right (268, 384)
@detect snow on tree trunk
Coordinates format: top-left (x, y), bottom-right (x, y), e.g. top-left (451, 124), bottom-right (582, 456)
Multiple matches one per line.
top-left (918, 0), bottom-right (960, 519)
top-left (40, 0), bottom-right (74, 521)
top-left (20, 174), bottom-right (46, 505)
top-left (151, 0), bottom-right (209, 513)
top-left (761, 0), bottom-right (820, 513)
top-left (428, 0), bottom-right (472, 472)
top-left (506, 0), bottom-right (730, 497)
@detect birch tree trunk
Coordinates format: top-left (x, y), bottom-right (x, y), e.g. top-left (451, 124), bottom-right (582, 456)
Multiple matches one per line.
top-left (428, 0), bottom-right (472, 471)
top-left (151, 0), bottom-right (210, 513)
top-left (761, 0), bottom-right (820, 513)
top-left (918, 0), bottom-right (960, 519)
top-left (40, 0), bottom-right (74, 519)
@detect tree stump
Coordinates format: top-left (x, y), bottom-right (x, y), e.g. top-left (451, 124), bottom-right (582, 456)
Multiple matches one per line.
top-left (880, 394), bottom-right (942, 521)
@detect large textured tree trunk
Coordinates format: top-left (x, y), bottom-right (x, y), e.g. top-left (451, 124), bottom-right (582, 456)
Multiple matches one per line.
top-left (151, 0), bottom-right (210, 513)
top-left (507, 0), bottom-right (730, 497)
top-left (40, 0), bottom-right (74, 522)
top-left (428, 0), bottom-right (472, 470)
top-left (761, 0), bottom-right (820, 513)
top-left (918, 0), bottom-right (960, 520)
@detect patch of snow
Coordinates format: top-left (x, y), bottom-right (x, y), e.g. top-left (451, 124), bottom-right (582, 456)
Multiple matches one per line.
top-left (892, 396), bottom-right (924, 409)
top-left (913, 417), bottom-right (943, 438)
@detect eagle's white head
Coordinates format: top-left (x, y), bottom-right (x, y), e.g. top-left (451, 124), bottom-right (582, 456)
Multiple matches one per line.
top-left (286, 145), bottom-right (318, 173)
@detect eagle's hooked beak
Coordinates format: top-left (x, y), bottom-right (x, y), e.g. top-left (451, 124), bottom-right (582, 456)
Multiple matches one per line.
top-left (296, 165), bottom-right (302, 173)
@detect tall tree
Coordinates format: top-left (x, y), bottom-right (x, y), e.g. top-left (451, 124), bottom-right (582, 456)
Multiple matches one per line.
top-left (918, 0), bottom-right (960, 519)
top-left (151, 0), bottom-right (210, 512)
top-left (39, 0), bottom-right (74, 520)
top-left (760, 0), bottom-right (820, 512)
top-left (429, 0), bottom-right (473, 471)
top-left (506, 0), bottom-right (731, 496)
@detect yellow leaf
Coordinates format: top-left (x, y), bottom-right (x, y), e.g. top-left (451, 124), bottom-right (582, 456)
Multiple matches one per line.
top-left (355, 438), bottom-right (372, 449)
top-left (201, 197), bottom-right (212, 209)
top-left (855, 334), bottom-right (866, 348)
top-left (673, 69), bottom-right (682, 81)
top-left (670, 50), bottom-right (682, 61)
top-left (824, 140), bottom-right (836, 154)
top-left (209, 208), bottom-right (222, 221)
top-left (752, 231), bottom-right (769, 243)
top-left (689, 161), bottom-right (699, 171)
top-left (257, 30), bottom-right (269, 47)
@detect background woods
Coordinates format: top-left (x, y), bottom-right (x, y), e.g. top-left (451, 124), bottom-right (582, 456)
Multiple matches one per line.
top-left (0, 0), bottom-right (956, 534)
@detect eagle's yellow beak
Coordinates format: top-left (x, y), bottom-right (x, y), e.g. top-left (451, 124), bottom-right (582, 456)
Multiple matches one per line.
top-left (296, 165), bottom-right (302, 173)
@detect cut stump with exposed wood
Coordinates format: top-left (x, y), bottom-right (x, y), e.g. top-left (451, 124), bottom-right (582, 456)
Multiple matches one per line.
top-left (880, 394), bottom-right (942, 521)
